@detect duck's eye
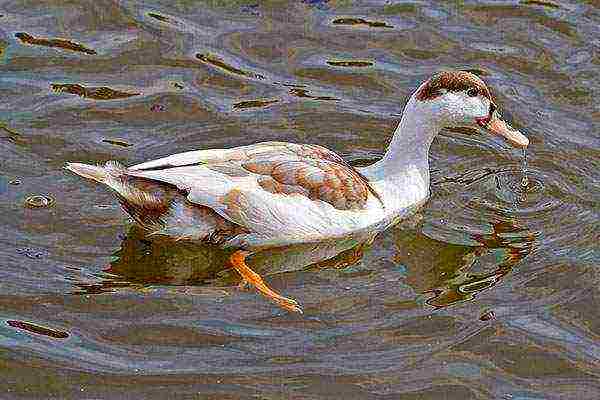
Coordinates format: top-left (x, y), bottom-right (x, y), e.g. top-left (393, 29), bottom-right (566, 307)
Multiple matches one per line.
top-left (467, 88), bottom-right (479, 97)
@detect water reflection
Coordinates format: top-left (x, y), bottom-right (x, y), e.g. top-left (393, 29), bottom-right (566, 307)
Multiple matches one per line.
top-left (14, 32), bottom-right (97, 55)
top-left (72, 227), bottom-right (229, 294)
top-left (396, 220), bottom-right (535, 308)
top-left (73, 218), bottom-right (534, 312)
top-left (331, 17), bottom-right (394, 29)
top-left (232, 98), bottom-right (279, 110)
top-left (196, 53), bottom-right (266, 80)
top-left (6, 319), bottom-right (69, 339)
top-left (1, 0), bottom-right (598, 397)
top-left (74, 226), bottom-right (368, 295)
top-left (51, 83), bottom-right (140, 100)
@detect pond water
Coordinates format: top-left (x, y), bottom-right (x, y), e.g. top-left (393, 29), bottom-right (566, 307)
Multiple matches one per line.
top-left (1, 1), bottom-right (599, 399)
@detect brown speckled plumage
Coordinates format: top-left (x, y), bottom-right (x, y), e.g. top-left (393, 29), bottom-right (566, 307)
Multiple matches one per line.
top-left (244, 158), bottom-right (371, 210)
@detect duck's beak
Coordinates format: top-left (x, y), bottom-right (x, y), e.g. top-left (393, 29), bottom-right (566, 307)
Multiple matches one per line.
top-left (476, 102), bottom-right (529, 148)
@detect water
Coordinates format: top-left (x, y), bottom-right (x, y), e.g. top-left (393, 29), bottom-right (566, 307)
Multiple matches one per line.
top-left (1, 1), bottom-right (599, 398)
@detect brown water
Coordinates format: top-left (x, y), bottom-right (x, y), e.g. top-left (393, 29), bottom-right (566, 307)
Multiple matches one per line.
top-left (1, 1), bottom-right (599, 399)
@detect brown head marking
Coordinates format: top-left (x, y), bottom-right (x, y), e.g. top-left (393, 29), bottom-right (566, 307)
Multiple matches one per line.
top-left (416, 71), bottom-right (491, 101)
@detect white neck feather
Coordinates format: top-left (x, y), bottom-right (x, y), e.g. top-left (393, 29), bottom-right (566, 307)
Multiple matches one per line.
top-left (360, 95), bottom-right (443, 186)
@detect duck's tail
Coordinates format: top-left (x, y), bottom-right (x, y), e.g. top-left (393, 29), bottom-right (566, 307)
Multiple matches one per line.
top-left (65, 160), bottom-right (166, 212)
top-left (64, 161), bottom-right (125, 184)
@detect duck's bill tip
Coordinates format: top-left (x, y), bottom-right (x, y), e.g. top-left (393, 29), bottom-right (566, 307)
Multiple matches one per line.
top-left (485, 117), bottom-right (529, 148)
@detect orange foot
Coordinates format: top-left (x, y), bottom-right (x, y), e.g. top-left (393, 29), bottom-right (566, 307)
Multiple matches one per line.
top-left (230, 250), bottom-right (303, 314)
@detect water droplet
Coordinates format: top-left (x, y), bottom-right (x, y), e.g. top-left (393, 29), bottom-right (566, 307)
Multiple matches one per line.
top-left (24, 194), bottom-right (55, 208)
top-left (520, 148), bottom-right (529, 188)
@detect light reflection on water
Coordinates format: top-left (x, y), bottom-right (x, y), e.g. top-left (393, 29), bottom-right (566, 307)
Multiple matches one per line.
top-left (0, 0), bottom-right (599, 398)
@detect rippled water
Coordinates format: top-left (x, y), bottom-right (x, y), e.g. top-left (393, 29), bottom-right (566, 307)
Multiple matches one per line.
top-left (1, 1), bottom-right (599, 398)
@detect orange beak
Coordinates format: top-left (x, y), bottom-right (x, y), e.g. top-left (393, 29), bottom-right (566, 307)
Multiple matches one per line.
top-left (476, 104), bottom-right (529, 148)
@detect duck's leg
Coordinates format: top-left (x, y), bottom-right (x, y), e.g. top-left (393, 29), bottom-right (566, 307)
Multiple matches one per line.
top-left (229, 250), bottom-right (303, 314)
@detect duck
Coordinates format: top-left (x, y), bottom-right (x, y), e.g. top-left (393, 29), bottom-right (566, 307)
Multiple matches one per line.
top-left (66, 70), bottom-right (529, 313)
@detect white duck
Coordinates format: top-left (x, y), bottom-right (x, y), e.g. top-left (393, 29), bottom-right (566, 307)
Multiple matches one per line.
top-left (66, 70), bottom-right (529, 313)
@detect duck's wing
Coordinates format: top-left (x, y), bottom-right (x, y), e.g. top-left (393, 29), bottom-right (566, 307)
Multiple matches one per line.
top-left (125, 142), bottom-right (381, 239)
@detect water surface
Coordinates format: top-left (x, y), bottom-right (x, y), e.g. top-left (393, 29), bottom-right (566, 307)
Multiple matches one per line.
top-left (1, 1), bottom-right (599, 399)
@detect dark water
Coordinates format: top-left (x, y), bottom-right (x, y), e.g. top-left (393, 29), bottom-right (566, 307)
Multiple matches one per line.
top-left (1, 1), bottom-right (599, 398)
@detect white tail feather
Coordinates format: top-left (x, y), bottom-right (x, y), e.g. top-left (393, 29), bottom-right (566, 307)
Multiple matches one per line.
top-left (64, 162), bottom-right (110, 183)
top-left (65, 161), bottom-right (125, 183)
top-left (66, 161), bottom-right (162, 207)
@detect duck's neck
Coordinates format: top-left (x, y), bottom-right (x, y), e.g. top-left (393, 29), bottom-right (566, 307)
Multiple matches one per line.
top-left (361, 97), bottom-right (441, 185)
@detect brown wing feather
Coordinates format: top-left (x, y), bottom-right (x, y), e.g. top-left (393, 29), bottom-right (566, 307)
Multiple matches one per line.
top-left (128, 142), bottom-right (382, 211)
top-left (283, 143), bottom-right (384, 209)
top-left (242, 157), bottom-right (378, 211)
top-left (285, 143), bottom-right (384, 208)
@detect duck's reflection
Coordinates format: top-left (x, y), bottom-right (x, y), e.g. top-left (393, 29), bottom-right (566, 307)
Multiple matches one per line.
top-left (394, 220), bottom-right (535, 308)
top-left (73, 220), bottom-right (534, 310)
top-left (72, 226), bottom-right (369, 295)
top-left (73, 227), bottom-right (229, 294)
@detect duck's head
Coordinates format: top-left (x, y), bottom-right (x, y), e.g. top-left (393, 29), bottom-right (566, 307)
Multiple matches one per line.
top-left (413, 70), bottom-right (529, 148)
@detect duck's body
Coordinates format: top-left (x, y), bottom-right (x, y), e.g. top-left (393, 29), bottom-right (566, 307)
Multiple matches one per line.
top-left (67, 71), bottom-right (529, 312)
top-left (68, 140), bottom-right (429, 247)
